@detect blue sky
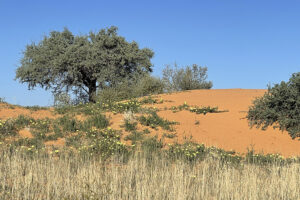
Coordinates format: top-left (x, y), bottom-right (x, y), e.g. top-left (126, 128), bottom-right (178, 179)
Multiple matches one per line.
top-left (0, 0), bottom-right (299, 106)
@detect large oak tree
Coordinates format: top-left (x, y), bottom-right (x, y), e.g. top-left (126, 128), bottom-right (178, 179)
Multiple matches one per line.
top-left (15, 26), bottom-right (154, 102)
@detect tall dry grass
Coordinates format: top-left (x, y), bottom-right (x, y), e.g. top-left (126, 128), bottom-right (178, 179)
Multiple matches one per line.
top-left (0, 150), bottom-right (299, 200)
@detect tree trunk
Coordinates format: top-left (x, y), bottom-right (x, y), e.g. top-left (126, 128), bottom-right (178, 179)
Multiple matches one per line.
top-left (88, 81), bottom-right (97, 103)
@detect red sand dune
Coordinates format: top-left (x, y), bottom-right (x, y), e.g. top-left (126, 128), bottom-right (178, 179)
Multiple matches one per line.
top-left (151, 89), bottom-right (300, 157)
top-left (1, 89), bottom-right (299, 157)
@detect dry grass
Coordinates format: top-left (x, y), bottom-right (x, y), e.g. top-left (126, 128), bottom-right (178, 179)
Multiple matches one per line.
top-left (123, 110), bottom-right (136, 123)
top-left (0, 150), bottom-right (299, 200)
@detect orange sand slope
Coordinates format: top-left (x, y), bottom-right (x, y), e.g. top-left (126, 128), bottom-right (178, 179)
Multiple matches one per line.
top-left (153, 89), bottom-right (300, 157)
top-left (1, 89), bottom-right (299, 157)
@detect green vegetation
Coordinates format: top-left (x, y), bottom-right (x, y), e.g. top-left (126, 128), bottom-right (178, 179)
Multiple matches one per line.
top-left (170, 102), bottom-right (227, 114)
top-left (15, 26), bottom-right (154, 103)
top-left (163, 63), bottom-right (213, 92)
top-left (24, 105), bottom-right (48, 111)
top-left (138, 111), bottom-right (178, 131)
top-left (96, 74), bottom-right (165, 103)
top-left (0, 96), bottom-right (300, 199)
top-left (16, 26), bottom-right (215, 104)
top-left (0, 119), bottom-right (18, 137)
top-left (0, 95), bottom-right (298, 165)
top-left (162, 132), bottom-right (177, 139)
top-left (122, 119), bottom-right (138, 132)
top-left (247, 72), bottom-right (300, 139)
top-left (0, 97), bottom-right (6, 103)
top-left (7, 24), bottom-right (300, 200)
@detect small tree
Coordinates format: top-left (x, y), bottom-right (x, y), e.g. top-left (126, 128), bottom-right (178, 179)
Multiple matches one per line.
top-left (247, 72), bottom-right (300, 139)
top-left (15, 26), bottom-right (154, 103)
top-left (162, 63), bottom-right (213, 92)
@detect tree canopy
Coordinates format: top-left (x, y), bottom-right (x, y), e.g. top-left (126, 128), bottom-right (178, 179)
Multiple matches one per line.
top-left (247, 72), bottom-right (300, 139)
top-left (15, 26), bottom-right (154, 102)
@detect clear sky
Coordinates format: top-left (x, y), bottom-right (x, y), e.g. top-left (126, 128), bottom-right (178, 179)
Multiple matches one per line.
top-left (0, 0), bottom-right (299, 106)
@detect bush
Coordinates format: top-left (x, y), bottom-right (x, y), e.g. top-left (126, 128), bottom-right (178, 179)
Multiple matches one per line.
top-left (138, 111), bottom-right (178, 131)
top-left (134, 75), bottom-right (165, 96)
top-left (96, 74), bottom-right (165, 103)
top-left (162, 63), bottom-right (213, 92)
top-left (0, 97), bottom-right (6, 103)
top-left (247, 72), bottom-right (300, 139)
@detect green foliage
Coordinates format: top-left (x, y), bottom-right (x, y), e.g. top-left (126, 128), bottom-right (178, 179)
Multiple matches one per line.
top-left (56, 116), bottom-right (79, 132)
top-left (11, 138), bottom-right (45, 149)
top-left (79, 128), bottom-right (128, 160)
top-left (139, 96), bottom-right (163, 104)
top-left (134, 75), bottom-right (165, 96)
top-left (84, 114), bottom-right (109, 130)
top-left (99, 100), bottom-right (141, 114)
top-left (16, 26), bottom-right (154, 102)
top-left (170, 102), bottom-right (226, 115)
top-left (247, 72), bottom-right (300, 139)
top-left (245, 149), bottom-right (286, 165)
top-left (162, 132), bottom-right (177, 138)
top-left (142, 128), bottom-right (150, 134)
top-left (0, 97), bottom-right (6, 103)
top-left (31, 118), bottom-right (51, 133)
top-left (24, 105), bottom-right (48, 111)
top-left (54, 98), bottom-right (155, 116)
top-left (141, 135), bottom-right (164, 153)
top-left (13, 115), bottom-right (32, 128)
top-left (96, 74), bottom-right (165, 103)
top-left (168, 142), bottom-right (207, 162)
top-left (122, 120), bottom-right (138, 132)
top-left (124, 131), bottom-right (144, 143)
top-left (0, 119), bottom-right (18, 137)
top-left (138, 111), bottom-right (178, 131)
top-left (65, 134), bottom-right (83, 148)
top-left (163, 63), bottom-right (213, 92)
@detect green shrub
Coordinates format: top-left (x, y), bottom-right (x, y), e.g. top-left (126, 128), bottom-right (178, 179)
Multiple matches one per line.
top-left (170, 102), bottom-right (225, 115)
top-left (162, 63), bottom-right (213, 92)
top-left (83, 114), bottom-right (109, 130)
top-left (247, 72), bottom-right (300, 139)
top-left (12, 138), bottom-right (44, 149)
top-left (135, 75), bottom-right (165, 96)
top-left (96, 74), bottom-right (165, 103)
top-left (162, 132), bottom-right (177, 138)
top-left (79, 128), bottom-right (128, 160)
top-left (24, 105), bottom-right (48, 111)
top-left (124, 131), bottom-right (144, 143)
top-left (56, 116), bottom-right (79, 132)
top-left (141, 135), bottom-right (164, 153)
top-left (13, 115), bottom-right (32, 129)
top-left (122, 120), bottom-right (137, 132)
top-left (0, 119), bottom-right (18, 137)
top-left (138, 111), bottom-right (178, 131)
top-left (167, 142), bottom-right (207, 162)
top-left (245, 149), bottom-right (286, 165)
top-left (0, 97), bottom-right (6, 103)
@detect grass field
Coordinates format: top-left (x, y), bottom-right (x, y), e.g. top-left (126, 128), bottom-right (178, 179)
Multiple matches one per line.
top-left (1, 148), bottom-right (299, 200)
top-left (0, 90), bottom-right (300, 199)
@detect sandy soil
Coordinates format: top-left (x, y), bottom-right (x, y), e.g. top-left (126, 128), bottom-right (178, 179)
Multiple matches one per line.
top-left (0, 103), bottom-right (56, 119)
top-left (152, 89), bottom-right (300, 157)
top-left (1, 89), bottom-right (300, 157)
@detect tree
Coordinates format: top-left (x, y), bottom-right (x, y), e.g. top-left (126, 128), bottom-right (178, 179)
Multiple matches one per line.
top-left (162, 63), bottom-right (213, 92)
top-left (247, 72), bottom-right (300, 139)
top-left (15, 26), bottom-right (154, 103)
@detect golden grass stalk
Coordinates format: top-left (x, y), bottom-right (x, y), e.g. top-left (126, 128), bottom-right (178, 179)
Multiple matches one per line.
top-left (0, 150), bottom-right (299, 199)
